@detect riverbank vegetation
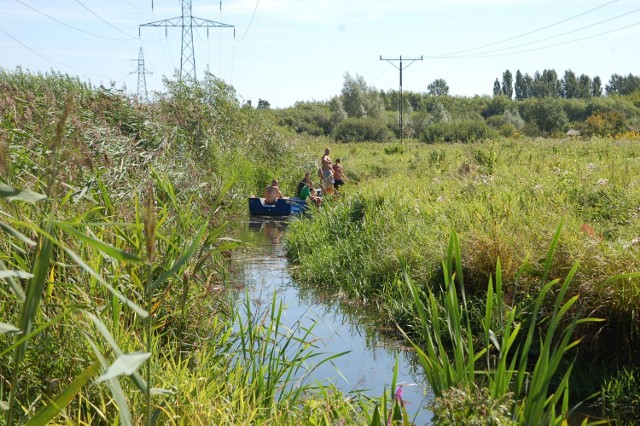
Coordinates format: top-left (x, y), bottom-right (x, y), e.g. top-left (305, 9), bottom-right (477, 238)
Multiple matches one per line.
top-left (0, 68), bottom-right (375, 424)
top-left (284, 136), bottom-right (640, 422)
top-left (2, 65), bottom-right (640, 424)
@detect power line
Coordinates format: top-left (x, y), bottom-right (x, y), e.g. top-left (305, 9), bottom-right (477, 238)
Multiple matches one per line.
top-left (238, 0), bottom-right (260, 42)
top-left (14, 0), bottom-right (130, 41)
top-left (0, 23), bottom-right (82, 72)
top-left (73, 0), bottom-right (138, 40)
top-left (435, 0), bottom-right (620, 57)
top-left (119, 0), bottom-right (147, 11)
top-left (445, 7), bottom-right (640, 59)
top-left (458, 21), bottom-right (640, 59)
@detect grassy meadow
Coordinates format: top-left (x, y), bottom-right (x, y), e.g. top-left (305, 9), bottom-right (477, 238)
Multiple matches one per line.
top-left (285, 137), bottom-right (640, 422)
top-left (2, 66), bottom-right (640, 424)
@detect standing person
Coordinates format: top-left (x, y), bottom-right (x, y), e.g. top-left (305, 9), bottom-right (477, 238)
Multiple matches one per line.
top-left (297, 172), bottom-right (311, 197)
top-left (321, 148), bottom-right (334, 195)
top-left (264, 179), bottom-right (287, 204)
top-left (333, 158), bottom-right (347, 191)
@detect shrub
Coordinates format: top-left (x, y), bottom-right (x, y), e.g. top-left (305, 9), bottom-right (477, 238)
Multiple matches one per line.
top-left (481, 95), bottom-right (513, 119)
top-left (332, 117), bottom-right (393, 142)
top-left (585, 96), bottom-right (640, 120)
top-left (274, 101), bottom-right (334, 136)
top-left (518, 98), bottom-right (569, 136)
top-left (582, 111), bottom-right (629, 137)
top-left (383, 144), bottom-right (405, 155)
top-left (420, 119), bottom-right (497, 143)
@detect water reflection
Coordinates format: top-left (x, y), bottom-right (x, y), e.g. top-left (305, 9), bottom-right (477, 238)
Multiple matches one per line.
top-left (233, 217), bottom-right (434, 425)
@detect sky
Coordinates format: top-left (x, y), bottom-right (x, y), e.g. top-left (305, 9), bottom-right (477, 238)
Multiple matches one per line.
top-left (1, 0), bottom-right (639, 108)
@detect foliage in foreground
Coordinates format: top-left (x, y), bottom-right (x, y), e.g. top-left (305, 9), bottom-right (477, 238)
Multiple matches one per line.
top-left (0, 69), bottom-right (372, 424)
top-left (405, 227), bottom-right (605, 424)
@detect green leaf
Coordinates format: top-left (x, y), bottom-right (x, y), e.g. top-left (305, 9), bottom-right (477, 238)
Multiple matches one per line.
top-left (96, 352), bottom-right (151, 383)
top-left (64, 247), bottom-right (148, 318)
top-left (25, 360), bottom-right (101, 425)
top-left (369, 404), bottom-right (382, 426)
top-left (0, 258), bottom-right (27, 302)
top-left (0, 323), bottom-right (21, 335)
top-left (0, 270), bottom-right (34, 280)
top-left (0, 221), bottom-right (37, 246)
top-left (56, 221), bottom-right (143, 263)
top-left (151, 226), bottom-right (207, 292)
top-left (0, 183), bottom-right (47, 203)
top-left (86, 312), bottom-right (149, 393)
top-left (86, 337), bottom-right (133, 426)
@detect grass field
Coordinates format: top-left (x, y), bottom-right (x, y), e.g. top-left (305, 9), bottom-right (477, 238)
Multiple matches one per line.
top-left (285, 136), bottom-right (640, 422)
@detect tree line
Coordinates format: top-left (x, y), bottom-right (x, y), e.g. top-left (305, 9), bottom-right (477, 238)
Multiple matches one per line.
top-left (269, 70), bottom-right (640, 143)
top-left (493, 69), bottom-right (640, 100)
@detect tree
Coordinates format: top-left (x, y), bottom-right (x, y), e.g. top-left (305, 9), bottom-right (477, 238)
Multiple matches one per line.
top-left (562, 69), bottom-right (578, 99)
top-left (427, 78), bottom-right (450, 97)
top-left (515, 70), bottom-right (525, 101)
top-left (493, 78), bottom-right (501, 96)
top-left (592, 76), bottom-right (603, 97)
top-left (531, 69), bottom-right (561, 98)
top-left (577, 74), bottom-right (592, 99)
top-left (257, 98), bottom-right (270, 109)
top-left (605, 73), bottom-right (640, 95)
top-left (340, 72), bottom-right (385, 118)
top-left (523, 73), bottom-right (533, 99)
top-left (501, 70), bottom-right (513, 99)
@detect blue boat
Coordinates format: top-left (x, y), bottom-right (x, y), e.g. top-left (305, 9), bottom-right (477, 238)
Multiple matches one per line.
top-left (248, 197), bottom-right (308, 216)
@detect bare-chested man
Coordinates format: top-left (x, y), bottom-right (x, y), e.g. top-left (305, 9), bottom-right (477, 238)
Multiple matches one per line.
top-left (264, 179), bottom-right (286, 204)
top-left (333, 158), bottom-right (347, 191)
top-left (321, 148), bottom-right (334, 194)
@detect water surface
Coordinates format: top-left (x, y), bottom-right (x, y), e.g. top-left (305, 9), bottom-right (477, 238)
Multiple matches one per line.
top-left (232, 217), bottom-right (434, 425)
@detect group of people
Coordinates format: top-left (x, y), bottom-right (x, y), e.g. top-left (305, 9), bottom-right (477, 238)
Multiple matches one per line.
top-left (264, 147), bottom-right (347, 206)
top-left (317, 147), bottom-right (346, 195)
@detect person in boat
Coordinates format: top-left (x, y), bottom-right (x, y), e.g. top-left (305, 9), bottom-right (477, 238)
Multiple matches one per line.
top-left (333, 158), bottom-right (347, 191)
top-left (299, 181), bottom-right (322, 206)
top-left (321, 147), bottom-right (334, 195)
top-left (264, 179), bottom-right (287, 205)
top-left (297, 172), bottom-right (311, 197)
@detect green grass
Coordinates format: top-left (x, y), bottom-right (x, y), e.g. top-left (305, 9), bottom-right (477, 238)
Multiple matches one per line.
top-left (284, 137), bottom-right (640, 422)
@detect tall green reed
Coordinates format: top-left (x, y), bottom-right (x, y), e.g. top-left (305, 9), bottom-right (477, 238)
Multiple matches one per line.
top-left (402, 224), bottom-right (605, 424)
top-left (233, 291), bottom-right (350, 411)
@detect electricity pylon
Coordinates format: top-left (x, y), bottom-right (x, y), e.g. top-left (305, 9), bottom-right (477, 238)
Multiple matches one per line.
top-left (130, 47), bottom-right (152, 102)
top-left (140, 0), bottom-right (234, 81)
top-left (380, 55), bottom-right (423, 142)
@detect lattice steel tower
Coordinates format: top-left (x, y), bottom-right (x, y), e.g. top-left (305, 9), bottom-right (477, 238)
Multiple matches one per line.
top-left (140, 0), bottom-right (234, 80)
top-left (131, 47), bottom-right (152, 102)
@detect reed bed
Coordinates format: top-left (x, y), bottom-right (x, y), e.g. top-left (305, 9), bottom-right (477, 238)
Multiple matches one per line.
top-left (0, 69), bottom-right (375, 424)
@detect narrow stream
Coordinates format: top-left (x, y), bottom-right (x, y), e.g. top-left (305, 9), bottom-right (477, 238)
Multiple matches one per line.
top-left (232, 216), bottom-right (434, 425)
